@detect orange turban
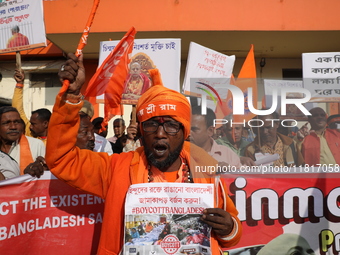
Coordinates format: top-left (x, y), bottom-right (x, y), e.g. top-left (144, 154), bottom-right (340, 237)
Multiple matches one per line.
top-left (136, 69), bottom-right (191, 138)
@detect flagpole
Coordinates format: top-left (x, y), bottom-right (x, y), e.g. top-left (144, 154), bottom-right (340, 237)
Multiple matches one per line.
top-left (131, 105), bottom-right (137, 125)
top-left (60, 0), bottom-right (101, 94)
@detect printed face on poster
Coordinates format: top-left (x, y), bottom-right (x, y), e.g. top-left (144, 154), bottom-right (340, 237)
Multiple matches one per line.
top-left (0, 0), bottom-right (46, 53)
top-left (97, 39), bottom-right (181, 105)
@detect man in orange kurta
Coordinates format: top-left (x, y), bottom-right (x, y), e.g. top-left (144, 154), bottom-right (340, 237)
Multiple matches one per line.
top-left (46, 53), bottom-right (242, 255)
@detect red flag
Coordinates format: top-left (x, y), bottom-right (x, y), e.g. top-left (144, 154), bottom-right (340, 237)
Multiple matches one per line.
top-left (84, 27), bottom-right (136, 109)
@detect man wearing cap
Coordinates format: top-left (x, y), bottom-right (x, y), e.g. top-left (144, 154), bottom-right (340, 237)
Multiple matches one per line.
top-left (257, 233), bottom-right (314, 255)
top-left (46, 53), bottom-right (242, 254)
top-left (297, 107), bottom-right (340, 165)
top-left (327, 114), bottom-right (340, 131)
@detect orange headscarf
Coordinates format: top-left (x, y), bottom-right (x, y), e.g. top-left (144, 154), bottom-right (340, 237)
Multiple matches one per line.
top-left (136, 69), bottom-right (191, 139)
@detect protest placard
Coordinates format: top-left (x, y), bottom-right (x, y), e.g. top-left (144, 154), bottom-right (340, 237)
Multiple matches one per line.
top-left (0, 0), bottom-right (46, 53)
top-left (97, 38), bottom-right (181, 105)
top-left (123, 183), bottom-right (214, 255)
top-left (302, 52), bottom-right (340, 102)
top-left (182, 42), bottom-right (235, 96)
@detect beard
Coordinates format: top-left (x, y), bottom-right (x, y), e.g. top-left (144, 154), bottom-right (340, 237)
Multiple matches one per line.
top-left (143, 138), bottom-right (184, 171)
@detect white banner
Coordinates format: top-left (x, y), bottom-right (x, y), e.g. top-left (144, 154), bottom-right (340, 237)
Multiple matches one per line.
top-left (302, 52), bottom-right (340, 102)
top-left (124, 183), bottom-right (214, 255)
top-left (182, 42), bottom-right (235, 95)
top-left (0, 0), bottom-right (46, 53)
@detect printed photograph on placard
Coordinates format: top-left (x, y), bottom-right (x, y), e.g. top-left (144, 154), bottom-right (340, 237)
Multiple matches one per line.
top-left (125, 214), bottom-right (211, 251)
top-left (124, 183), bottom-right (214, 255)
top-left (0, 0), bottom-right (47, 53)
top-left (122, 53), bottom-right (155, 104)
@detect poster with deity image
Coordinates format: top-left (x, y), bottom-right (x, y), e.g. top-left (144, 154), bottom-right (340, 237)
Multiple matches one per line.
top-left (98, 39), bottom-right (181, 105)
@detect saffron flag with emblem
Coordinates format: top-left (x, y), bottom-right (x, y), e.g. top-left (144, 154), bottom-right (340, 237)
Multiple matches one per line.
top-left (84, 27), bottom-right (136, 122)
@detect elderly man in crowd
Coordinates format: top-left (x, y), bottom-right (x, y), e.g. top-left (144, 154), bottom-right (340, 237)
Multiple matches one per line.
top-left (0, 106), bottom-right (45, 175)
top-left (327, 114), bottom-right (340, 131)
top-left (25, 104), bottom-right (96, 178)
top-left (297, 107), bottom-right (340, 165)
top-left (245, 111), bottom-right (303, 166)
top-left (107, 118), bottom-right (126, 144)
top-left (46, 53), bottom-right (242, 254)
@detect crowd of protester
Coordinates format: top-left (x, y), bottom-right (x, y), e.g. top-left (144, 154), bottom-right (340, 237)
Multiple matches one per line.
top-left (1, 68), bottom-right (340, 180)
top-left (3, 53), bottom-right (339, 254)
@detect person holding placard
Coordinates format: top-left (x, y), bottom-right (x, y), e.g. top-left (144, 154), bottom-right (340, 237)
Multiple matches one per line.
top-left (46, 53), bottom-right (242, 255)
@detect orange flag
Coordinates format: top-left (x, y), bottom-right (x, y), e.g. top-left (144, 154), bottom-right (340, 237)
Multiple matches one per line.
top-left (233, 45), bottom-right (257, 122)
top-left (85, 27), bottom-right (136, 126)
top-left (214, 99), bottom-right (229, 129)
top-left (84, 27), bottom-right (136, 105)
top-left (220, 74), bottom-right (235, 119)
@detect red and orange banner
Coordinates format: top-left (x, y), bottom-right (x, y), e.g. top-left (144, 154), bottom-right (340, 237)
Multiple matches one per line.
top-left (0, 172), bottom-right (104, 255)
top-left (2, 171), bottom-right (339, 254)
top-left (222, 172), bottom-right (340, 255)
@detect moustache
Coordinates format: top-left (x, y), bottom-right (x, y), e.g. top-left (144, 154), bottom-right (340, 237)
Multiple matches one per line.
top-left (6, 131), bottom-right (20, 135)
top-left (152, 141), bottom-right (170, 148)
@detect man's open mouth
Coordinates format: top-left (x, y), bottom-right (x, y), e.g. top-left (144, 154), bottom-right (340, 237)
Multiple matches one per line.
top-left (153, 143), bottom-right (168, 157)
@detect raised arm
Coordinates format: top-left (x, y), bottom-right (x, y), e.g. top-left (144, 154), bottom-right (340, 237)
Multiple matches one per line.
top-left (46, 53), bottom-right (114, 198)
top-left (12, 69), bottom-right (31, 136)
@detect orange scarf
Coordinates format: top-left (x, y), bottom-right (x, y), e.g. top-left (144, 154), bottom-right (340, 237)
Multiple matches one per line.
top-left (19, 135), bottom-right (34, 175)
